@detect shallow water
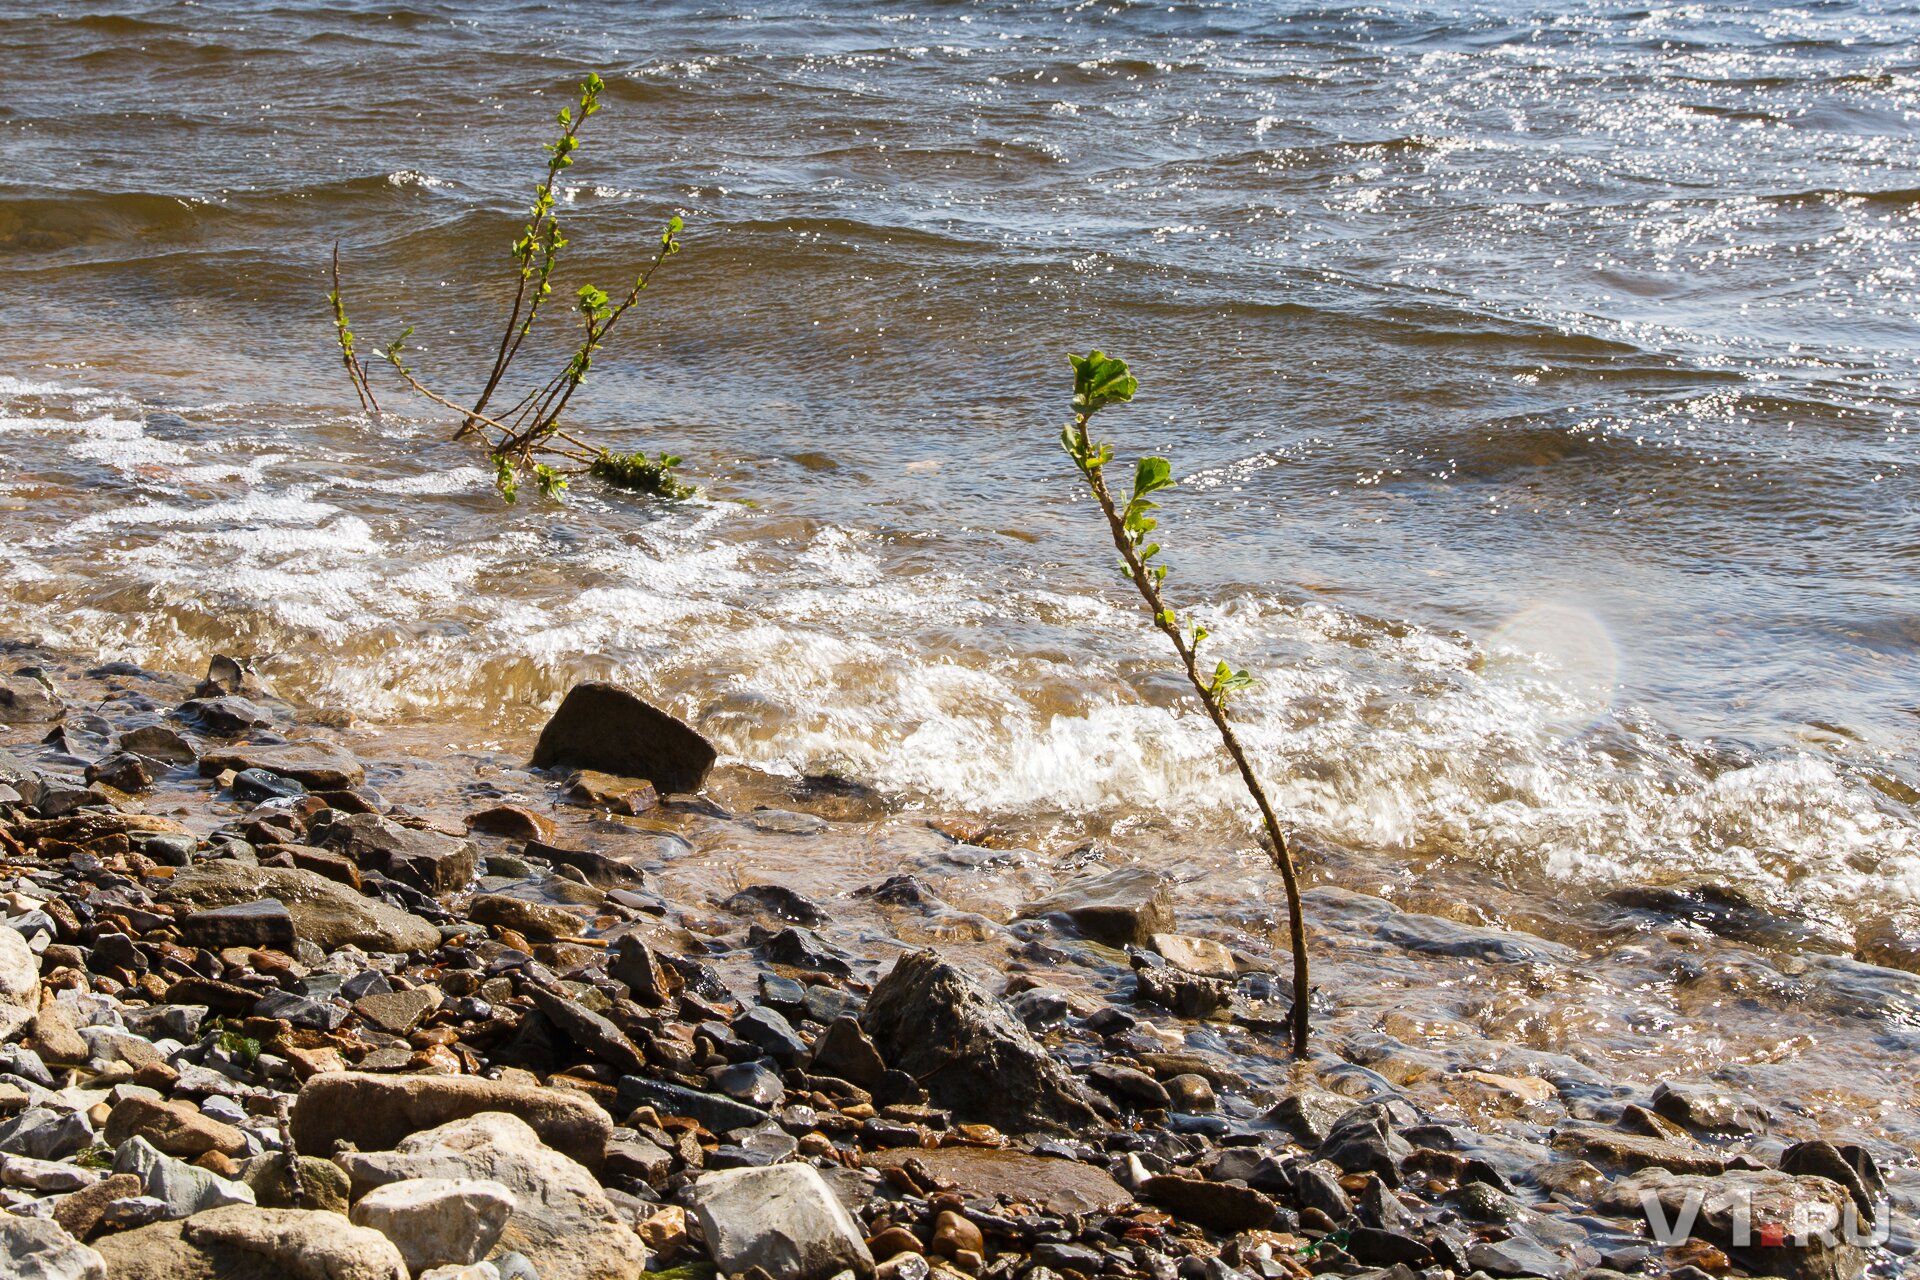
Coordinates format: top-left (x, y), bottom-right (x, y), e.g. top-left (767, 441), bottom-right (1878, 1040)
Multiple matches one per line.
top-left (1, 0), bottom-right (1918, 1083)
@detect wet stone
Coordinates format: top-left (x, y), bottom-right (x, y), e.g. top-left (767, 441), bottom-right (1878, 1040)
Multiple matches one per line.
top-left (178, 899), bottom-right (295, 951)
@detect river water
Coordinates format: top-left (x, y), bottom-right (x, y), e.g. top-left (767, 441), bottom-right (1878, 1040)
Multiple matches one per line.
top-left (2, 0), bottom-right (1919, 1155)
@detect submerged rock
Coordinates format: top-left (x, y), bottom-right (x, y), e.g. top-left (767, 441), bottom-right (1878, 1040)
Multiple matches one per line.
top-left (529, 681), bottom-right (716, 794)
top-left (1018, 866), bottom-right (1175, 948)
top-left (1600, 1167), bottom-right (1866, 1280)
top-left (861, 949), bottom-right (1102, 1133)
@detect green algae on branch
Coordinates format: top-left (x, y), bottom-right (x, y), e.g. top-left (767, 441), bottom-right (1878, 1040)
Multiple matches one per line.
top-left (1058, 350), bottom-right (1313, 1058)
top-left (327, 73), bottom-right (694, 505)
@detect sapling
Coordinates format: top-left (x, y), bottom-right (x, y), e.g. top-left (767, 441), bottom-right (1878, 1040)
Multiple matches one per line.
top-left (1059, 351), bottom-right (1312, 1058)
top-left (328, 73), bottom-right (691, 502)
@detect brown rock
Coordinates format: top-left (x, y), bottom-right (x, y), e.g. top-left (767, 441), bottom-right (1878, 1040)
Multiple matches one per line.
top-left (52, 1170), bottom-right (143, 1240)
top-left (867, 1226), bottom-right (923, 1260)
top-left (1018, 866), bottom-right (1174, 948)
top-left (467, 804), bottom-right (557, 842)
top-left (161, 862), bottom-right (440, 953)
top-left (530, 682), bottom-right (716, 794)
top-left (1149, 932), bottom-right (1237, 980)
top-left (352, 985), bottom-right (441, 1036)
top-left (864, 1147), bottom-right (1129, 1216)
top-left (198, 741), bottom-right (365, 789)
top-left (1142, 1173), bottom-right (1277, 1232)
top-left (27, 1004), bottom-right (90, 1064)
top-left (289, 1071), bottom-right (610, 1169)
top-left (930, 1210), bottom-right (984, 1258)
top-left (105, 1095), bottom-right (249, 1159)
top-left (1555, 1125), bottom-right (1730, 1175)
top-left (469, 894), bottom-right (583, 941)
top-left (324, 813), bottom-right (475, 895)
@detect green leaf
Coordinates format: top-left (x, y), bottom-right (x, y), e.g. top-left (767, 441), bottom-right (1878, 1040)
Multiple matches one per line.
top-left (1068, 350), bottom-right (1138, 418)
top-left (1132, 455), bottom-right (1174, 499)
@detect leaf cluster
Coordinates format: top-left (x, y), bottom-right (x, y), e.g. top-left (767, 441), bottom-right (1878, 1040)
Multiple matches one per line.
top-left (328, 73), bottom-right (692, 506)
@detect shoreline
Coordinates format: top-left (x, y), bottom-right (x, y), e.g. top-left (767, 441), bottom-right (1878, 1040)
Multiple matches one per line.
top-left (1, 641), bottom-right (1913, 1280)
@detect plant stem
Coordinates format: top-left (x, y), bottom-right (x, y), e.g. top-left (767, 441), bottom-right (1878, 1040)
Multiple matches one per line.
top-left (1073, 411), bottom-right (1312, 1059)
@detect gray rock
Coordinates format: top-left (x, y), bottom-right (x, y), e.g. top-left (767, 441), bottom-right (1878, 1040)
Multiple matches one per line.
top-left (1, 1152), bottom-right (101, 1191)
top-left (711, 1061), bottom-right (785, 1108)
top-left (160, 862), bottom-right (440, 953)
top-left (1, 924), bottom-right (39, 1040)
top-left (120, 725), bottom-right (197, 764)
top-left (809, 1015), bottom-right (886, 1088)
top-left (1653, 1080), bottom-right (1770, 1135)
top-left (113, 1134), bottom-right (257, 1218)
top-left (525, 985), bottom-right (647, 1074)
top-left (334, 1111), bottom-right (645, 1280)
top-left (617, 1076), bottom-right (771, 1136)
top-left (1018, 866), bottom-right (1175, 948)
top-left (734, 1005), bottom-right (808, 1062)
top-left (0, 1215), bottom-right (105, 1280)
top-left (179, 900), bottom-right (295, 951)
top-left (1467, 1236), bottom-right (1569, 1278)
top-left (529, 681), bottom-right (717, 795)
top-left (252, 989), bottom-right (348, 1031)
top-left (323, 813), bottom-right (475, 895)
top-left (353, 985), bottom-right (441, 1036)
top-left (349, 1176), bottom-right (515, 1274)
top-left (861, 949), bottom-right (1103, 1134)
top-left (0, 1106), bottom-right (93, 1161)
top-left (1600, 1167), bottom-right (1865, 1280)
top-left (175, 696), bottom-right (273, 735)
top-left (689, 1163), bottom-right (875, 1280)
top-left (92, 1205), bottom-right (406, 1280)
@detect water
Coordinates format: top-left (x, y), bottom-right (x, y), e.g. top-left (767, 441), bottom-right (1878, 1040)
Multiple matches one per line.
top-left (1, 4), bottom-right (1916, 965)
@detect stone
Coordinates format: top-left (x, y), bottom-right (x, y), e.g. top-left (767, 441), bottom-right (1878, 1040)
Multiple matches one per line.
top-left (1779, 1140), bottom-right (1884, 1221)
top-left (178, 899), bottom-right (295, 951)
top-left (176, 696), bottom-right (274, 735)
top-left (161, 862), bottom-right (440, 953)
top-left (196, 656), bottom-right (272, 699)
top-left (291, 1072), bottom-right (610, 1170)
top-left (1292, 1160), bottom-right (1351, 1220)
top-left (1316, 1103), bottom-right (1410, 1184)
top-left (689, 1163), bottom-right (875, 1280)
top-left (27, 1005), bottom-right (90, 1065)
top-left (530, 681), bottom-right (717, 795)
top-left (232, 768), bottom-right (304, 801)
top-left (1554, 1124), bottom-right (1728, 1175)
top-left (605, 1131), bottom-right (675, 1184)
top-left (756, 925), bottom-right (854, 978)
top-left (1, 1153), bottom-right (99, 1191)
top-left (0, 673), bottom-right (64, 723)
top-left (1601, 1167), bottom-right (1866, 1280)
top-left (1142, 1173), bottom-right (1276, 1232)
top-left (1466, 1237), bottom-right (1569, 1278)
top-left (53, 1172), bottom-right (144, 1240)
top-left (253, 989), bottom-right (348, 1032)
top-left (0, 1215), bottom-right (105, 1280)
top-left (199, 741), bottom-right (362, 789)
top-left (861, 950), bottom-right (1102, 1134)
top-left (1165, 1073), bottom-right (1216, 1112)
top-left (930, 1209), bottom-right (983, 1258)
top-left (121, 725), bottom-right (197, 764)
top-left (565, 770), bottom-right (659, 815)
top-left (810, 1015), bottom-right (887, 1088)
top-left (526, 985), bottom-right (647, 1074)
top-left (608, 933), bottom-right (675, 1006)
top-left (734, 1005), bottom-right (808, 1062)
top-left (333, 1111), bottom-right (645, 1280)
top-left (113, 1134), bottom-right (256, 1218)
top-left (469, 894), bottom-right (582, 940)
top-left (93, 1206), bottom-right (407, 1280)
top-left (1, 923), bottom-right (39, 1040)
top-left (528, 840), bottom-right (648, 890)
top-left (240, 1152), bottom-right (352, 1213)
top-left (723, 884), bottom-right (830, 927)
top-left (466, 805), bottom-right (557, 843)
top-left (1018, 866), bottom-right (1175, 948)
top-left (1150, 932), bottom-right (1238, 980)
top-left (350, 1177), bottom-right (516, 1274)
top-left (354, 985), bottom-right (441, 1035)
top-left (0, 1106), bottom-right (93, 1161)
top-left (864, 1148), bottom-right (1130, 1216)
top-left (1086, 1063), bottom-right (1170, 1111)
top-left (105, 1096), bottom-right (247, 1159)
top-left (324, 813), bottom-right (475, 895)
top-left (617, 1076), bottom-right (770, 1136)
top-left (86, 751), bottom-right (151, 793)
top-left (1653, 1080), bottom-right (1769, 1134)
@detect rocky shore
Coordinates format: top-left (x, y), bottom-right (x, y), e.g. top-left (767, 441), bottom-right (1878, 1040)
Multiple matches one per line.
top-left (0, 646), bottom-right (1910, 1280)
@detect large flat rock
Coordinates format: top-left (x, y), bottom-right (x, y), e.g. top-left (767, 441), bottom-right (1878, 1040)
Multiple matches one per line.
top-left (290, 1072), bottom-right (610, 1170)
top-left (864, 1147), bottom-right (1131, 1216)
